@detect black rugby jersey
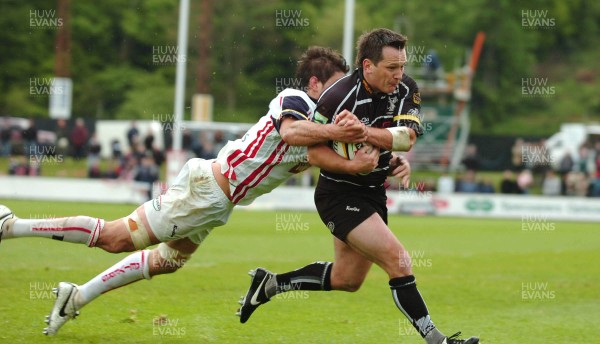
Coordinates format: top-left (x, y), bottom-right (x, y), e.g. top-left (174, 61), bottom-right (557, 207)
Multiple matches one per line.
top-left (313, 68), bottom-right (422, 190)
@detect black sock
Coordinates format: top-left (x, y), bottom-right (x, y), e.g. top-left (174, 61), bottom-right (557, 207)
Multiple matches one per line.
top-left (389, 275), bottom-right (436, 338)
top-left (268, 261), bottom-right (332, 297)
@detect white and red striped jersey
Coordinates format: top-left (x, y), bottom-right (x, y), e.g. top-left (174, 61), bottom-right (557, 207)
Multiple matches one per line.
top-left (216, 88), bottom-right (315, 205)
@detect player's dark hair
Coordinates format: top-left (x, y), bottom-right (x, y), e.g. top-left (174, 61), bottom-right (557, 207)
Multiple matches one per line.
top-left (296, 46), bottom-right (349, 88)
top-left (355, 28), bottom-right (407, 68)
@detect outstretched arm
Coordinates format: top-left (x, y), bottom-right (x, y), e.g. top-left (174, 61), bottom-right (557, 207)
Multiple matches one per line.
top-left (279, 111), bottom-right (367, 147)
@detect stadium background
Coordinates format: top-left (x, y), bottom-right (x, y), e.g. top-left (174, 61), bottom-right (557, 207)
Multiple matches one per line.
top-left (1, 0), bottom-right (599, 343)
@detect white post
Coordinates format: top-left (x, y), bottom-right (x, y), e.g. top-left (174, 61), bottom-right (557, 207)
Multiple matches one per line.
top-left (342, 0), bottom-right (355, 70)
top-left (172, 0), bottom-right (190, 152)
top-left (166, 0), bottom-right (190, 186)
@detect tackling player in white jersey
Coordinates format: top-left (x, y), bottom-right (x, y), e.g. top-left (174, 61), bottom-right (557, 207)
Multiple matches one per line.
top-left (0, 46), bottom-right (393, 336)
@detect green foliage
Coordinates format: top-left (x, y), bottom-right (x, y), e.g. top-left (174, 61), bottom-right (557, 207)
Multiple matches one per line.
top-left (0, 0), bottom-right (598, 134)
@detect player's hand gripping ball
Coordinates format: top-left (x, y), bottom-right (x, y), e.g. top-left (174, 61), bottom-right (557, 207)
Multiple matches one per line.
top-left (332, 141), bottom-right (373, 160)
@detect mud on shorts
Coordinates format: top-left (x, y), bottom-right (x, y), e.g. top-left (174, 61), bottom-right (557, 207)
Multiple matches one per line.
top-left (134, 158), bottom-right (234, 245)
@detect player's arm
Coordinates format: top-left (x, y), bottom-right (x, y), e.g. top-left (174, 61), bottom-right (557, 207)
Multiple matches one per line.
top-left (388, 154), bottom-right (411, 188)
top-left (307, 143), bottom-right (378, 175)
top-left (365, 126), bottom-right (416, 152)
top-left (279, 111), bottom-right (366, 146)
top-left (365, 76), bottom-right (423, 152)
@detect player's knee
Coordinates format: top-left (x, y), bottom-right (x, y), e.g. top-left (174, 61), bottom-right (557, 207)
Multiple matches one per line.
top-left (338, 280), bottom-right (363, 292)
top-left (343, 281), bottom-right (363, 292)
top-left (102, 239), bottom-right (136, 253)
top-left (151, 243), bottom-right (192, 275)
top-left (96, 222), bottom-right (138, 253)
top-left (332, 275), bottom-right (364, 292)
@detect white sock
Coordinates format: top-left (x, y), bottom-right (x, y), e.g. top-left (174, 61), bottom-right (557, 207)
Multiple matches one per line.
top-left (75, 250), bottom-right (151, 309)
top-left (3, 216), bottom-right (103, 247)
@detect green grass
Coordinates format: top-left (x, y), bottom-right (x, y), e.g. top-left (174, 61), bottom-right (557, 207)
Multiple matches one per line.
top-left (1, 199), bottom-right (599, 343)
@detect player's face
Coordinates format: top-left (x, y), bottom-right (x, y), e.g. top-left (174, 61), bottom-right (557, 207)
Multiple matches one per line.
top-left (315, 71), bottom-right (346, 98)
top-left (364, 46), bottom-right (406, 94)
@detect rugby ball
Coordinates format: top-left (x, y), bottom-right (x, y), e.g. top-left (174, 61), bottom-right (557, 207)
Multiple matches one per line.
top-left (332, 141), bottom-right (372, 160)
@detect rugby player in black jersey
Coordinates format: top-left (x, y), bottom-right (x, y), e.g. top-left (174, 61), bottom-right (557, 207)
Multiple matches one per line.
top-left (238, 28), bottom-right (479, 344)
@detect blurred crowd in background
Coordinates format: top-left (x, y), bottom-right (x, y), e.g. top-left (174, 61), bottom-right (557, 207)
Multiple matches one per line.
top-left (2, 117), bottom-right (600, 198)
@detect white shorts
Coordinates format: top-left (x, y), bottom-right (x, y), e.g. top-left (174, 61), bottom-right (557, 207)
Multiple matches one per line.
top-left (138, 158), bottom-right (234, 245)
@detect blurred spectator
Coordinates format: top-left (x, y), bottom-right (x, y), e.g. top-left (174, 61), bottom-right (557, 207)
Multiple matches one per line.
top-left (595, 153), bottom-right (600, 179)
top-left (511, 138), bottom-right (524, 170)
top-left (150, 143), bottom-right (165, 167)
top-left (55, 119), bottom-right (69, 157)
top-left (111, 139), bottom-right (122, 160)
top-left (119, 153), bottom-right (138, 181)
top-left (88, 159), bottom-right (102, 179)
top-left (455, 170), bottom-right (479, 193)
top-left (565, 171), bottom-right (589, 197)
top-left (70, 118), bottom-right (89, 160)
top-left (213, 130), bottom-right (227, 153)
top-left (424, 49), bottom-right (443, 81)
top-left (594, 140), bottom-right (600, 158)
top-left (126, 120), bottom-right (139, 149)
top-left (437, 173), bottom-right (455, 194)
top-left (461, 144), bottom-right (480, 171)
top-left (87, 133), bottom-right (101, 165)
top-left (9, 128), bottom-right (24, 155)
top-left (22, 118), bottom-right (38, 158)
top-left (104, 158), bottom-right (121, 179)
top-left (182, 129), bottom-right (193, 151)
top-left (558, 152), bottom-right (574, 176)
top-left (576, 144), bottom-right (595, 175)
top-left (478, 179), bottom-right (495, 193)
top-left (591, 155), bottom-right (600, 197)
top-left (134, 153), bottom-right (159, 200)
top-left (193, 131), bottom-right (217, 159)
top-left (541, 170), bottom-right (561, 196)
top-left (144, 129), bottom-right (154, 151)
top-left (517, 169), bottom-right (533, 194)
top-left (500, 170), bottom-right (521, 194)
top-left (8, 156), bottom-right (31, 175)
top-left (1, 117), bottom-right (12, 156)
top-left (531, 139), bottom-right (550, 174)
top-left (132, 142), bottom-right (146, 163)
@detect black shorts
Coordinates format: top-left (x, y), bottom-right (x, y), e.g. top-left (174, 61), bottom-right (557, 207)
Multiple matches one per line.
top-left (314, 184), bottom-right (388, 241)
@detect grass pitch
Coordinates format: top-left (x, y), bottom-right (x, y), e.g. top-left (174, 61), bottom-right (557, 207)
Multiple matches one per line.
top-left (0, 198), bottom-right (598, 343)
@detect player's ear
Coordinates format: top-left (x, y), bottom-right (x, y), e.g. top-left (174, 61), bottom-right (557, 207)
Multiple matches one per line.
top-left (307, 76), bottom-right (323, 97)
top-left (308, 76), bottom-right (321, 90)
top-left (362, 59), bottom-right (372, 71)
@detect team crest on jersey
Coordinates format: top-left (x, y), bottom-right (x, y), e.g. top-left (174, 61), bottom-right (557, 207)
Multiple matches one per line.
top-left (387, 97), bottom-right (398, 114)
top-left (413, 92), bottom-right (421, 105)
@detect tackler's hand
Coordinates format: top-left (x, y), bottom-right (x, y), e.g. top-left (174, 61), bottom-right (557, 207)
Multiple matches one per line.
top-left (389, 154), bottom-right (411, 189)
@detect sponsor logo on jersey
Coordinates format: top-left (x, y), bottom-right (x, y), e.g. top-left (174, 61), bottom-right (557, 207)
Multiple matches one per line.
top-left (346, 206), bottom-right (360, 212)
top-left (152, 196), bottom-right (162, 211)
top-left (171, 225), bottom-right (178, 237)
top-left (408, 108), bottom-right (420, 116)
top-left (327, 221), bottom-right (335, 233)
